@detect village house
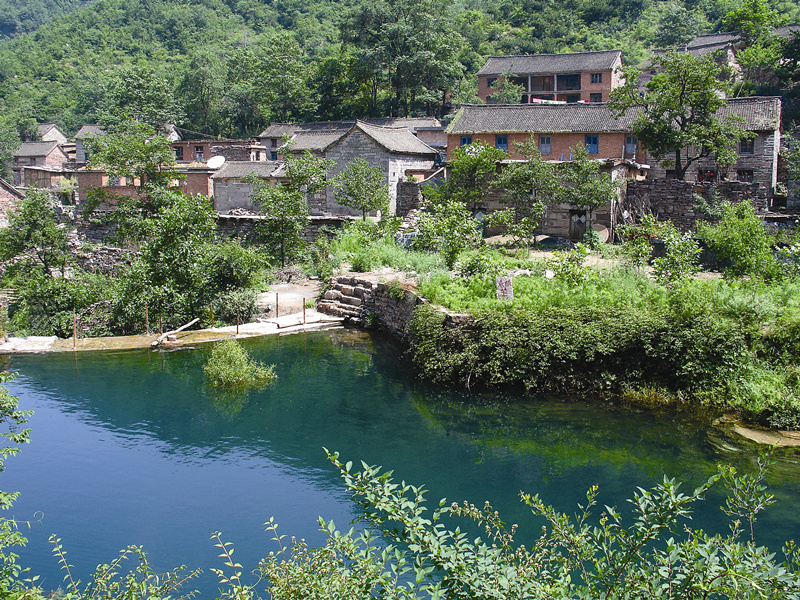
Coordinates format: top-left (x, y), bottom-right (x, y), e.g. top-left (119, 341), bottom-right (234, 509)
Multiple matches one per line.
top-left (35, 123), bottom-right (68, 145)
top-left (476, 50), bottom-right (624, 104)
top-left (446, 102), bottom-right (645, 163)
top-left (210, 161), bottom-right (282, 214)
top-left (647, 96), bottom-right (781, 191)
top-left (11, 141), bottom-right (70, 186)
top-left (0, 178), bottom-right (24, 227)
top-left (75, 165), bottom-right (215, 207)
top-left (74, 125), bottom-right (105, 164)
top-left (171, 139), bottom-right (267, 163)
top-left (259, 119), bottom-right (440, 216)
top-left (445, 102), bottom-right (650, 241)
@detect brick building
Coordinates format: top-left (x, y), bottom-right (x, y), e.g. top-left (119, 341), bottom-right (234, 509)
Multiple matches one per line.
top-left (11, 141), bottom-right (70, 186)
top-left (647, 96), bottom-right (781, 190)
top-left (446, 103), bottom-right (645, 164)
top-left (476, 50), bottom-right (624, 104)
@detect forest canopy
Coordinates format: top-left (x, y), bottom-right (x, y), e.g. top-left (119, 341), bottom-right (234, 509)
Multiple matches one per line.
top-left (1, 0), bottom-right (800, 142)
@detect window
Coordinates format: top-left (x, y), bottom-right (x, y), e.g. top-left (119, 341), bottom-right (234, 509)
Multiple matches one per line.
top-left (194, 145), bottom-right (204, 160)
top-left (590, 73), bottom-right (603, 84)
top-left (737, 169), bottom-right (754, 182)
top-left (539, 135), bottom-right (552, 154)
top-left (495, 135), bottom-right (508, 152)
top-left (566, 94), bottom-right (580, 103)
top-left (271, 151), bottom-right (278, 160)
top-left (83, 152), bottom-right (90, 161)
top-left (557, 73), bottom-right (581, 90)
top-left (486, 77), bottom-right (497, 89)
top-left (270, 138), bottom-right (278, 148)
top-left (174, 146), bottom-right (183, 160)
top-left (585, 135), bottom-right (599, 154)
top-left (625, 134), bottom-right (638, 155)
top-left (589, 93), bottom-right (602, 103)
top-left (460, 135), bottom-right (472, 146)
top-left (740, 137), bottom-right (754, 154)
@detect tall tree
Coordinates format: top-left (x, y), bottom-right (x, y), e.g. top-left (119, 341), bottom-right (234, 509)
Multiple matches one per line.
top-left (98, 65), bottom-right (182, 132)
top-left (247, 149), bottom-right (334, 266)
top-left (341, 0), bottom-right (464, 117)
top-left (559, 144), bottom-right (620, 234)
top-left (332, 158), bottom-right (389, 220)
top-left (178, 49), bottom-right (225, 136)
top-left (609, 51), bottom-right (749, 180)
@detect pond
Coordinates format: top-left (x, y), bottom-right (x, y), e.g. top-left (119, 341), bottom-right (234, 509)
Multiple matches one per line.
top-left (3, 327), bottom-right (800, 597)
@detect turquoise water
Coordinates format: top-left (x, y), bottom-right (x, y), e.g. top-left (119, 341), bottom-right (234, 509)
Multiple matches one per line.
top-left (3, 327), bottom-right (800, 598)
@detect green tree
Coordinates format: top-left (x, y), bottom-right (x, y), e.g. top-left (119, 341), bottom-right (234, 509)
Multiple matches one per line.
top-left (609, 51), bottom-right (750, 180)
top-left (559, 144), bottom-right (620, 235)
top-left (697, 200), bottom-right (778, 281)
top-left (653, 3), bottom-right (701, 48)
top-left (113, 191), bottom-right (217, 332)
top-left (722, 0), bottom-right (783, 45)
top-left (490, 140), bottom-right (557, 249)
top-left (413, 197), bottom-right (480, 268)
top-left (488, 67), bottom-right (525, 104)
top-left (248, 149), bottom-right (334, 267)
top-left (433, 141), bottom-right (506, 214)
top-left (341, 0), bottom-right (465, 116)
top-left (178, 49), bottom-right (225, 136)
top-left (0, 373), bottom-right (34, 597)
top-left (0, 188), bottom-right (68, 275)
top-left (97, 65), bottom-right (182, 131)
top-left (332, 158), bottom-right (389, 220)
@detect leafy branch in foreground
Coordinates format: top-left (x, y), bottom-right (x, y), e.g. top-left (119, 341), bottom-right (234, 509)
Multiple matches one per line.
top-left (253, 450), bottom-right (800, 599)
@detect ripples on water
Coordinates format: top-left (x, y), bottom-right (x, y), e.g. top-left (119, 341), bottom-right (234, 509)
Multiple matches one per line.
top-left (3, 327), bottom-right (799, 597)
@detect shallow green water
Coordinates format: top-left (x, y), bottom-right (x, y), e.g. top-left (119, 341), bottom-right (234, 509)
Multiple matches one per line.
top-left (3, 327), bottom-right (800, 597)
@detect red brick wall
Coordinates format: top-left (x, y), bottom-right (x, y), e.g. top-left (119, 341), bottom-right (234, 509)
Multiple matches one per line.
top-left (181, 172), bottom-right (213, 196)
top-left (446, 131), bottom-right (645, 162)
top-left (42, 148), bottom-right (69, 169)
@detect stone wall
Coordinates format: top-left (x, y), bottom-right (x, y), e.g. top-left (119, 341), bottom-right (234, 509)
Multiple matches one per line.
top-left (215, 214), bottom-right (352, 244)
top-left (318, 275), bottom-right (472, 342)
top-left (625, 179), bottom-right (770, 232)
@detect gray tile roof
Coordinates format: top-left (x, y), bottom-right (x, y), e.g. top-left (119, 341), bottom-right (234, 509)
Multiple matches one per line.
top-left (74, 124), bottom-right (105, 139)
top-left (210, 161), bottom-right (282, 179)
top-left (446, 103), bottom-right (639, 134)
top-left (346, 121), bottom-right (438, 155)
top-left (477, 50), bottom-right (622, 76)
top-left (719, 96), bottom-right (781, 130)
top-left (447, 97), bottom-right (781, 136)
top-left (13, 141), bottom-right (62, 157)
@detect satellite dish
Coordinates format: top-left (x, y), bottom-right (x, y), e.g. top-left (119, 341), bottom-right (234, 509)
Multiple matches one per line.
top-left (207, 155), bottom-right (225, 169)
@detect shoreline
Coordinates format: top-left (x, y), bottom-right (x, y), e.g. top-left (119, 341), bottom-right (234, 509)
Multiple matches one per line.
top-left (0, 308), bottom-right (345, 354)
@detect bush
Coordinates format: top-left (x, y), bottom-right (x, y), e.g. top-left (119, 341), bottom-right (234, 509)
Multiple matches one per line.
top-left (203, 339), bottom-right (277, 390)
top-left (204, 240), bottom-right (266, 293)
top-left (211, 288), bottom-right (259, 325)
top-left (698, 201), bottom-right (778, 281)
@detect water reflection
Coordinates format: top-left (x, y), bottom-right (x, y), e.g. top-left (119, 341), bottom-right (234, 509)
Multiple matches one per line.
top-left (3, 327), bottom-right (800, 598)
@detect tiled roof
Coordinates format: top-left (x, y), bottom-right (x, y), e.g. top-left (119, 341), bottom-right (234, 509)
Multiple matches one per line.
top-left (210, 161), bottom-right (282, 179)
top-left (346, 121), bottom-right (438, 155)
top-left (477, 50), bottom-right (622, 76)
top-left (446, 103), bottom-right (639, 134)
top-left (719, 96), bottom-right (781, 130)
top-left (13, 141), bottom-right (61, 157)
top-left (74, 125), bottom-right (105, 139)
top-left (447, 97), bottom-right (781, 136)
top-left (686, 32), bottom-right (738, 50)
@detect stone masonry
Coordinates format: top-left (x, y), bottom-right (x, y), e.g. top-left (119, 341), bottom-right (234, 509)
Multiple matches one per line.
top-left (625, 179), bottom-right (770, 232)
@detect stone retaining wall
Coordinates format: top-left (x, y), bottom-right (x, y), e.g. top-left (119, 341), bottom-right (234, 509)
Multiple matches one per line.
top-left (625, 179), bottom-right (770, 232)
top-left (317, 275), bottom-right (471, 341)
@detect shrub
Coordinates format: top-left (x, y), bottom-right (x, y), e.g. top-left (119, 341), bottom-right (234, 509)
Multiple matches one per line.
top-left (211, 288), bottom-right (259, 325)
top-left (698, 201), bottom-right (778, 281)
top-left (203, 339), bottom-right (277, 391)
top-left (204, 240), bottom-right (266, 293)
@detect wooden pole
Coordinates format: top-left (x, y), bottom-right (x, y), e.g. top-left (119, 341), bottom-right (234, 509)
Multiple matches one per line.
top-left (160, 315), bottom-right (163, 335)
top-left (303, 298), bottom-right (306, 324)
top-left (145, 306), bottom-right (149, 336)
top-left (210, 302), bottom-right (214, 326)
top-left (72, 308), bottom-right (77, 350)
top-left (275, 293), bottom-right (279, 317)
top-left (236, 308), bottom-right (239, 335)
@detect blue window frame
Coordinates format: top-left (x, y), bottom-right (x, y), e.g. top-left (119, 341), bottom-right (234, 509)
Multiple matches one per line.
top-left (495, 135), bottom-right (508, 152)
top-left (461, 135), bottom-right (472, 146)
top-left (585, 135), bottom-right (599, 154)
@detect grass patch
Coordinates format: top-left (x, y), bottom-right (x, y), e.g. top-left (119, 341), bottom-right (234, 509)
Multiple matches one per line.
top-left (204, 339), bottom-right (277, 391)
